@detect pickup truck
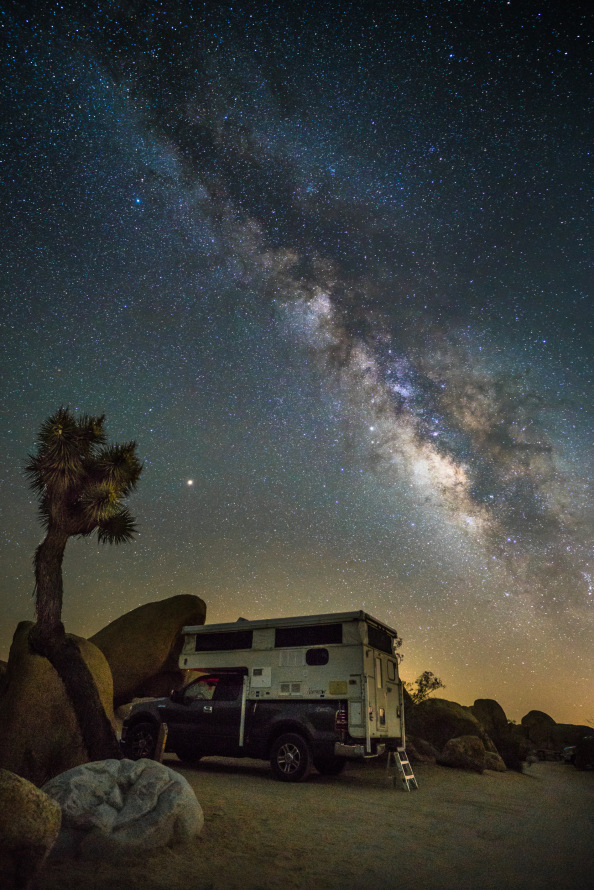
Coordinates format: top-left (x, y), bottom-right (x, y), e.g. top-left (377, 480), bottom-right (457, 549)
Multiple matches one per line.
top-left (121, 668), bottom-right (387, 781)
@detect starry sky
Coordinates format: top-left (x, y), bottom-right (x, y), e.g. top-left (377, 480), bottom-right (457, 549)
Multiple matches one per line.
top-left (1, 1), bottom-right (592, 725)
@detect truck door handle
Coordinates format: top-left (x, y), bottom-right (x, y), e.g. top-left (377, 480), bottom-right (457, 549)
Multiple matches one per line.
top-left (203, 705), bottom-right (213, 713)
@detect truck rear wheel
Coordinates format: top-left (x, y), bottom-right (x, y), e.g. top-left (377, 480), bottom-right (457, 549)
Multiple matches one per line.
top-left (313, 755), bottom-right (346, 776)
top-left (270, 733), bottom-right (312, 782)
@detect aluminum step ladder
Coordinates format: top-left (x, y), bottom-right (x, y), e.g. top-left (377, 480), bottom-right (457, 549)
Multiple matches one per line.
top-left (387, 747), bottom-right (418, 791)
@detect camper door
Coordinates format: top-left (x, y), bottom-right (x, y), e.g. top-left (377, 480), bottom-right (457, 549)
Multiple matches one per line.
top-left (367, 651), bottom-right (402, 739)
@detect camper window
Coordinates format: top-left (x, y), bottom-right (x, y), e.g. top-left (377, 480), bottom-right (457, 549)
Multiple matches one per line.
top-left (375, 657), bottom-right (383, 688)
top-left (275, 623), bottom-right (342, 648)
top-left (305, 648), bottom-right (329, 666)
top-left (194, 630), bottom-right (253, 651)
top-left (366, 624), bottom-right (393, 655)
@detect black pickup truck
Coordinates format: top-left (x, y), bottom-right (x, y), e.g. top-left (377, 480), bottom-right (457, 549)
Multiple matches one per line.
top-left (121, 668), bottom-right (387, 781)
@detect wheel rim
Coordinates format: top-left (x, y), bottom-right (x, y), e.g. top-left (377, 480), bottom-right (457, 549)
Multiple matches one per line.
top-left (131, 728), bottom-right (155, 758)
top-left (277, 742), bottom-right (302, 775)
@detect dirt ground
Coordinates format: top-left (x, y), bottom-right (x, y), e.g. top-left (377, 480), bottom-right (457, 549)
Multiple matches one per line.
top-left (38, 756), bottom-right (593, 890)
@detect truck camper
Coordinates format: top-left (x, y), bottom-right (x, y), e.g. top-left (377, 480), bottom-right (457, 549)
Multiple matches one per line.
top-left (121, 610), bottom-right (406, 782)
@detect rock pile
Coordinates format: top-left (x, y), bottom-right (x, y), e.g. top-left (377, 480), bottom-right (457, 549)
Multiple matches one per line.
top-left (406, 694), bottom-right (590, 772)
top-left (0, 622), bottom-right (115, 785)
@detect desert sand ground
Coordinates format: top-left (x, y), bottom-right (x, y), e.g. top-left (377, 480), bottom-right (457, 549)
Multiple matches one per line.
top-left (38, 756), bottom-right (593, 890)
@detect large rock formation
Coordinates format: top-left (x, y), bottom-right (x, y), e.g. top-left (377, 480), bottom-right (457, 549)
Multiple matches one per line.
top-left (0, 768), bottom-right (62, 889)
top-left (470, 699), bottom-right (509, 746)
top-left (437, 735), bottom-right (488, 773)
top-left (408, 697), bottom-right (498, 753)
top-left (90, 595), bottom-right (206, 707)
top-left (470, 697), bottom-right (530, 770)
top-left (43, 759), bottom-right (203, 856)
top-left (0, 660), bottom-right (7, 699)
top-left (521, 710), bottom-right (556, 748)
top-left (0, 622), bottom-right (115, 786)
top-left (406, 736), bottom-right (440, 764)
top-left (484, 750), bottom-right (507, 771)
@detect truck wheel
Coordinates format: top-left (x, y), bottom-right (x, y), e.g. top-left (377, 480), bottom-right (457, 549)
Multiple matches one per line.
top-left (313, 755), bottom-right (346, 776)
top-left (270, 733), bottom-right (312, 782)
top-left (173, 744), bottom-right (203, 766)
top-left (124, 722), bottom-right (158, 760)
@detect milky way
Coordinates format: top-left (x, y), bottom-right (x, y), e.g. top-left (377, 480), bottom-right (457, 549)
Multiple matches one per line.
top-left (1, 1), bottom-right (592, 722)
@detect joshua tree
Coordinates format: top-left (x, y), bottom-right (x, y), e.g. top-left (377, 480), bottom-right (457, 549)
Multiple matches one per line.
top-left (25, 407), bottom-right (142, 760)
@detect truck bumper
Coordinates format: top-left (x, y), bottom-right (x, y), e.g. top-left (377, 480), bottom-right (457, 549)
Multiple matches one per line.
top-left (334, 741), bottom-right (386, 759)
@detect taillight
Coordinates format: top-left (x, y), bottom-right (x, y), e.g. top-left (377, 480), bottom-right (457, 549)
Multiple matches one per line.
top-left (335, 705), bottom-right (348, 731)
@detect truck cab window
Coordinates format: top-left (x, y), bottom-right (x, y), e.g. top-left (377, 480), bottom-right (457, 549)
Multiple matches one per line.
top-left (213, 677), bottom-right (244, 702)
top-left (184, 677), bottom-right (218, 702)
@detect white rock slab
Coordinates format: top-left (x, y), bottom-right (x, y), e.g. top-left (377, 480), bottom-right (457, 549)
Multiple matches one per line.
top-left (43, 758), bottom-right (203, 855)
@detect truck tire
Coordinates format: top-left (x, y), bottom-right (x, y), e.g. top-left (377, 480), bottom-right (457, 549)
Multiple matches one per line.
top-left (270, 733), bottom-right (312, 782)
top-left (173, 743), bottom-right (203, 766)
top-left (124, 721), bottom-right (158, 760)
top-left (313, 755), bottom-right (346, 776)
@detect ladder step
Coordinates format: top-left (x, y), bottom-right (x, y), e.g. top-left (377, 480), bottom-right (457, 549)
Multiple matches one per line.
top-left (386, 747), bottom-right (419, 791)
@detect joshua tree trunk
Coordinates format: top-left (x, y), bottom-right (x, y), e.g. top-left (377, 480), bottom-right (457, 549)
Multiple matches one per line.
top-left (30, 531), bottom-right (123, 762)
top-left (33, 529), bottom-right (68, 637)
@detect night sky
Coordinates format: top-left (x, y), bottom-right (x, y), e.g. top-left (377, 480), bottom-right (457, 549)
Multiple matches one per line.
top-left (1, 1), bottom-right (592, 725)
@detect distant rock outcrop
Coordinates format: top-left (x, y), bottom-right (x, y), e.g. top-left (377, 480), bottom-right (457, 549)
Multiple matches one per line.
top-left (551, 723), bottom-right (593, 749)
top-left (0, 622), bottom-right (115, 786)
top-left (519, 710), bottom-right (592, 756)
top-left (90, 595), bottom-right (206, 707)
top-left (0, 768), bottom-right (62, 889)
top-left (43, 759), bottom-right (203, 856)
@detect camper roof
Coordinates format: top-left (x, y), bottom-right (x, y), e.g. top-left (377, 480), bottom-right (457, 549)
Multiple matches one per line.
top-left (183, 610), bottom-right (398, 637)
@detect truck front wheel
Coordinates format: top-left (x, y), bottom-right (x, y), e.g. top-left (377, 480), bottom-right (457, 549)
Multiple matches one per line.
top-left (124, 721), bottom-right (158, 760)
top-left (270, 733), bottom-right (312, 782)
top-left (173, 743), bottom-right (203, 766)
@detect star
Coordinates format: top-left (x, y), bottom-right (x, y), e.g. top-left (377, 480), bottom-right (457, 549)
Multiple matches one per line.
top-left (0, 0), bottom-right (590, 727)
